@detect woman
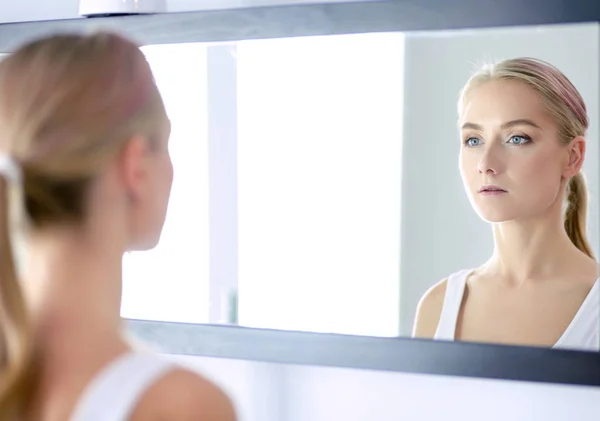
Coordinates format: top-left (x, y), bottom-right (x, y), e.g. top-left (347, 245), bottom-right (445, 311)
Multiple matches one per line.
top-left (0, 32), bottom-right (237, 420)
top-left (413, 57), bottom-right (599, 351)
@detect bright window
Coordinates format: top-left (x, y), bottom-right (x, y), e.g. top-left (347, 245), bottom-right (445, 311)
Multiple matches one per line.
top-left (120, 43), bottom-right (210, 324)
top-left (235, 33), bottom-right (405, 336)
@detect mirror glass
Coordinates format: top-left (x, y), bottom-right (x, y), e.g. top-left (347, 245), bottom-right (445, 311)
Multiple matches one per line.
top-left (119, 21), bottom-right (600, 351)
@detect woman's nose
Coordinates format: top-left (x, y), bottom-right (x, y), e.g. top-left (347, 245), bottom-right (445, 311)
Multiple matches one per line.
top-left (477, 146), bottom-right (501, 174)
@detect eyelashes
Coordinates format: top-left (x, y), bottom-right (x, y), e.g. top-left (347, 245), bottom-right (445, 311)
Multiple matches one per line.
top-left (464, 137), bottom-right (481, 147)
top-left (463, 134), bottom-right (532, 147)
top-left (506, 134), bottom-right (532, 145)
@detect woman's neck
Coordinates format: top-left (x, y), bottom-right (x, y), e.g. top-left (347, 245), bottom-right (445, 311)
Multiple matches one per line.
top-left (23, 227), bottom-right (125, 354)
top-left (21, 230), bottom-right (131, 421)
top-left (488, 215), bottom-right (594, 284)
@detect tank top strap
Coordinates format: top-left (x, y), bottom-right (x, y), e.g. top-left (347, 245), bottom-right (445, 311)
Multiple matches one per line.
top-left (69, 352), bottom-right (175, 421)
top-left (434, 269), bottom-right (472, 341)
top-left (553, 277), bottom-right (600, 351)
top-left (555, 262), bottom-right (600, 351)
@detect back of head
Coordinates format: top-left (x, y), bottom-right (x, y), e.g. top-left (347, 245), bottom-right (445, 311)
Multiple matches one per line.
top-left (0, 31), bottom-right (166, 418)
top-left (458, 57), bottom-right (594, 259)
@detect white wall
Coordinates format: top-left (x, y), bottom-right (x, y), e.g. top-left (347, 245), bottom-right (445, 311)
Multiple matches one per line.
top-left (399, 23), bottom-right (600, 335)
top-left (171, 353), bottom-right (600, 421)
top-left (168, 355), bottom-right (285, 421)
top-left (0, 0), bottom-right (370, 24)
top-left (282, 364), bottom-right (600, 421)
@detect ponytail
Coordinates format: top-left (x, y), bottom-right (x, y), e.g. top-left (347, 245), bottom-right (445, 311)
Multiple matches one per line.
top-left (0, 175), bottom-right (36, 418)
top-left (565, 172), bottom-right (595, 259)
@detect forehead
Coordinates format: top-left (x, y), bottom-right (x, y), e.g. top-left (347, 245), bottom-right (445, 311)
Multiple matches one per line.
top-left (461, 79), bottom-right (552, 127)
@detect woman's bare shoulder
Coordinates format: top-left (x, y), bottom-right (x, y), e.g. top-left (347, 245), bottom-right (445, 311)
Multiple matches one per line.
top-left (132, 366), bottom-right (237, 421)
top-left (412, 279), bottom-right (448, 339)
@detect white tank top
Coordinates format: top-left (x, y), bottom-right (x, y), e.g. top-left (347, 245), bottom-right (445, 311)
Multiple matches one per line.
top-left (69, 352), bottom-right (175, 421)
top-left (434, 269), bottom-right (600, 351)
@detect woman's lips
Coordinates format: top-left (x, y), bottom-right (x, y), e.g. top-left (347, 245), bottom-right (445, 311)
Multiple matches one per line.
top-left (478, 185), bottom-right (507, 195)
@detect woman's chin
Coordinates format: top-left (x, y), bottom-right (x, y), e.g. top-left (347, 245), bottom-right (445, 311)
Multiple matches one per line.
top-left (475, 208), bottom-right (518, 224)
top-left (127, 233), bottom-right (162, 252)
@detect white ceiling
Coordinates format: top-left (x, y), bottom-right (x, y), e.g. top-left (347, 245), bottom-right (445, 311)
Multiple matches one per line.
top-left (0, 0), bottom-right (367, 24)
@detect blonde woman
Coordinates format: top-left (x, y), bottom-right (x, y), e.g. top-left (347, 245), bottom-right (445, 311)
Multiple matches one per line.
top-left (0, 32), bottom-right (236, 420)
top-left (413, 58), bottom-right (599, 351)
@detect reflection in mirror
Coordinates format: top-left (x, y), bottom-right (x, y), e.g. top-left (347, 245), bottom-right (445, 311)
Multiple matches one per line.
top-left (121, 33), bottom-right (405, 338)
top-left (121, 42), bottom-right (210, 323)
top-left (121, 22), bottom-right (600, 351)
top-left (235, 34), bottom-right (404, 336)
top-left (402, 22), bottom-right (599, 351)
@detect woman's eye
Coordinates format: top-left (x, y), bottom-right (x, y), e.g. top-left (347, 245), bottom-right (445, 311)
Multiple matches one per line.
top-left (508, 135), bottom-right (530, 145)
top-left (465, 137), bottom-right (481, 147)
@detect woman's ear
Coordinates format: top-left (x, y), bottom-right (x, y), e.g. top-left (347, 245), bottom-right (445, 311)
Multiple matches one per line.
top-left (119, 135), bottom-right (151, 202)
top-left (563, 136), bottom-right (585, 179)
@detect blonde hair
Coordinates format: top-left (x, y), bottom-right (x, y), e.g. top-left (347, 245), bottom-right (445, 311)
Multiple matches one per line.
top-left (0, 31), bottom-right (166, 418)
top-left (459, 57), bottom-right (594, 259)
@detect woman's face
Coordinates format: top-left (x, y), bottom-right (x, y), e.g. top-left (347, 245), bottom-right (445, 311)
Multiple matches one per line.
top-left (458, 79), bottom-right (581, 224)
top-left (122, 112), bottom-right (173, 252)
top-left (136, 115), bottom-right (173, 250)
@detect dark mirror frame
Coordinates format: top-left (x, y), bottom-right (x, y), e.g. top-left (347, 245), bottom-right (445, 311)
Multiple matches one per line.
top-left (0, 0), bottom-right (599, 51)
top-left (0, 0), bottom-right (599, 387)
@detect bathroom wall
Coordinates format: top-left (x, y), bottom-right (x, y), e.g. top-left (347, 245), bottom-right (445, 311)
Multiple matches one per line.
top-left (170, 353), bottom-right (600, 421)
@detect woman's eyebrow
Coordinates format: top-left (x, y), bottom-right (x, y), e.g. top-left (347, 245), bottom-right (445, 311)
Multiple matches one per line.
top-left (460, 119), bottom-right (542, 131)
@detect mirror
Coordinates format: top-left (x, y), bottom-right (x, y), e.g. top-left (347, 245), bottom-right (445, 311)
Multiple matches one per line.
top-left (118, 21), bottom-right (599, 351)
